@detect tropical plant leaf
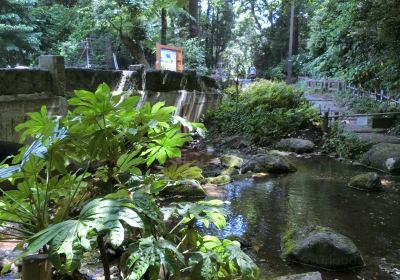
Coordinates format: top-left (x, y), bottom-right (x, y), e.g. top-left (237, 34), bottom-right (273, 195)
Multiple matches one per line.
top-left (15, 105), bottom-right (56, 143)
top-left (19, 198), bottom-right (144, 273)
top-left (162, 163), bottom-right (203, 181)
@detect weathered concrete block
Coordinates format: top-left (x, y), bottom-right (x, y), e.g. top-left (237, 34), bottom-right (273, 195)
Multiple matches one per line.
top-left (39, 55), bottom-right (66, 96)
top-left (0, 94), bottom-right (67, 142)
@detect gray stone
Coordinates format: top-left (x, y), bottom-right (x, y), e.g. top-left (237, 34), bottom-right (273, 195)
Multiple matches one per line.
top-left (348, 172), bottom-right (382, 191)
top-left (281, 226), bottom-right (364, 270)
top-left (220, 154), bottom-right (244, 169)
top-left (241, 154), bottom-right (296, 174)
top-left (362, 143), bottom-right (400, 174)
top-left (274, 271), bottom-right (322, 280)
top-left (276, 138), bottom-right (315, 153)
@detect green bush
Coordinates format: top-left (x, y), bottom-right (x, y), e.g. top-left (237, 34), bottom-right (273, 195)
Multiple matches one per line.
top-left (0, 84), bottom-right (259, 280)
top-left (208, 80), bottom-right (318, 145)
top-left (321, 122), bottom-right (371, 159)
top-left (337, 92), bottom-right (399, 114)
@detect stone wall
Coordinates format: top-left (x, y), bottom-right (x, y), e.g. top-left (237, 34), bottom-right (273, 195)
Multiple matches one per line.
top-left (0, 55), bottom-right (222, 142)
top-left (0, 69), bottom-right (53, 95)
top-left (65, 68), bottom-right (140, 94)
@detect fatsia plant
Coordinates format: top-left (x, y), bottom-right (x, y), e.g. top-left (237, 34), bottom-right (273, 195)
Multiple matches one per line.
top-left (0, 83), bottom-right (258, 280)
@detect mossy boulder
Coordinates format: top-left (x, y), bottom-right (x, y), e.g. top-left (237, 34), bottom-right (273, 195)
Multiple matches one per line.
top-left (161, 180), bottom-right (206, 198)
top-left (220, 154), bottom-right (244, 169)
top-left (205, 175), bottom-right (231, 185)
top-left (281, 225), bottom-right (364, 270)
top-left (362, 143), bottom-right (400, 174)
top-left (348, 172), bottom-right (382, 191)
top-left (276, 138), bottom-right (315, 154)
top-left (241, 154), bottom-right (296, 174)
top-left (274, 272), bottom-right (322, 280)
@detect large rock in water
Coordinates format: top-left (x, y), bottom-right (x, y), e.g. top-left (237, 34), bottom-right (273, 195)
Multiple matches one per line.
top-left (274, 272), bottom-right (322, 280)
top-left (241, 154), bottom-right (296, 174)
top-left (362, 143), bottom-right (400, 174)
top-left (161, 180), bottom-right (206, 198)
top-left (276, 138), bottom-right (315, 153)
top-left (348, 172), bottom-right (382, 191)
top-left (281, 226), bottom-right (364, 270)
top-left (220, 154), bottom-right (244, 169)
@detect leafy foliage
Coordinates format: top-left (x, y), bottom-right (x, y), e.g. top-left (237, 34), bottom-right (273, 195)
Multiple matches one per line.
top-left (190, 235), bottom-right (259, 280)
top-left (208, 80), bottom-right (318, 145)
top-left (0, 83), bottom-right (258, 279)
top-left (305, 0), bottom-right (400, 95)
top-left (322, 122), bottom-right (371, 159)
top-left (0, 0), bottom-right (40, 66)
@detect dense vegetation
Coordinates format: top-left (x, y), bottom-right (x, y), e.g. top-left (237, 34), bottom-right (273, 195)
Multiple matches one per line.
top-left (0, 84), bottom-right (259, 280)
top-left (2, 0), bottom-right (399, 95)
top-left (208, 80), bottom-right (318, 145)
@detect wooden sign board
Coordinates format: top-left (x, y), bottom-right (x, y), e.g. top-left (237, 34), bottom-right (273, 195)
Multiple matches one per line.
top-left (156, 43), bottom-right (183, 72)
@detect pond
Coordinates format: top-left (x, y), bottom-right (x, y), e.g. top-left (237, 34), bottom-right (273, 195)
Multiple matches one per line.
top-left (203, 155), bottom-right (400, 279)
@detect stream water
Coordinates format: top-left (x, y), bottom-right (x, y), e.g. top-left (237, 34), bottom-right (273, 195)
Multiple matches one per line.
top-left (202, 155), bottom-right (400, 279)
top-left (1, 153), bottom-right (399, 279)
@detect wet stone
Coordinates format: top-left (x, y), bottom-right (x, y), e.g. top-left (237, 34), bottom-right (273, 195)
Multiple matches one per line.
top-left (348, 172), bottom-right (383, 191)
top-left (281, 225), bottom-right (364, 270)
top-left (276, 138), bottom-right (315, 154)
top-left (274, 271), bottom-right (322, 280)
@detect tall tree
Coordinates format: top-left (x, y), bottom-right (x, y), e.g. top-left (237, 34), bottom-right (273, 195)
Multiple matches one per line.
top-left (189, 0), bottom-right (199, 38)
top-left (0, 0), bottom-right (40, 66)
top-left (161, 8), bottom-right (167, 44)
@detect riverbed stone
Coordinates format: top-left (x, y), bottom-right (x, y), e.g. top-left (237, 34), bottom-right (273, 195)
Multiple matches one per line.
top-left (362, 143), bottom-right (400, 174)
top-left (205, 174), bottom-right (231, 185)
top-left (274, 271), bottom-right (322, 280)
top-left (241, 154), bottom-right (296, 174)
top-left (281, 226), bottom-right (364, 270)
top-left (276, 138), bottom-right (315, 153)
top-left (220, 154), bottom-right (244, 169)
top-left (348, 172), bottom-right (382, 191)
top-left (161, 180), bottom-right (206, 198)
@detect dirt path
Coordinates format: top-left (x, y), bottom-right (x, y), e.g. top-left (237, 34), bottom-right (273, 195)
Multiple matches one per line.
top-left (305, 92), bottom-right (400, 144)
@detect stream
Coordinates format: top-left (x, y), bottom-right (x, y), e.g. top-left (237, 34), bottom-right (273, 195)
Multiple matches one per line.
top-left (202, 154), bottom-right (400, 279)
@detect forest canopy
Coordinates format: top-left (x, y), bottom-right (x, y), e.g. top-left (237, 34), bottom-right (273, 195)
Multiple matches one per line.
top-left (1, 0), bottom-right (399, 94)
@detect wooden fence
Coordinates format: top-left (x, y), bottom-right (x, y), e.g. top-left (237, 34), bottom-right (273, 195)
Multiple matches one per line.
top-left (300, 77), bottom-right (400, 106)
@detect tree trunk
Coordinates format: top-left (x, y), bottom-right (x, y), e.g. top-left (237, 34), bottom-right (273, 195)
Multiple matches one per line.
top-left (97, 234), bottom-right (111, 280)
top-left (161, 8), bottom-right (167, 45)
top-left (119, 34), bottom-right (150, 69)
top-left (189, 0), bottom-right (199, 38)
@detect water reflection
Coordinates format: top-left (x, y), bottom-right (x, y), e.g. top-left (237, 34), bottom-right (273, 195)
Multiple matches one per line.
top-left (205, 156), bottom-right (400, 280)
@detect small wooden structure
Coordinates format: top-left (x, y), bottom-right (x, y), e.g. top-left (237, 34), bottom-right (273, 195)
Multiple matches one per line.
top-left (22, 254), bottom-right (52, 280)
top-left (155, 44), bottom-right (183, 72)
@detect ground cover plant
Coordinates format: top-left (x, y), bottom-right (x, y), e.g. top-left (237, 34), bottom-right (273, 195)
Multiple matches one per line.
top-left (208, 80), bottom-right (318, 145)
top-left (0, 84), bottom-right (259, 280)
top-left (321, 122), bottom-right (371, 160)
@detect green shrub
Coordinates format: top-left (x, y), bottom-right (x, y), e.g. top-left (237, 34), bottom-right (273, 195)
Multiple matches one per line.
top-left (321, 122), bottom-right (371, 159)
top-left (208, 80), bottom-right (318, 145)
top-left (0, 84), bottom-right (259, 280)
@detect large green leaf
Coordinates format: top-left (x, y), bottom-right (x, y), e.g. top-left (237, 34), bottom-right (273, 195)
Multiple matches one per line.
top-left (19, 198), bottom-right (144, 273)
top-left (15, 105), bottom-right (56, 143)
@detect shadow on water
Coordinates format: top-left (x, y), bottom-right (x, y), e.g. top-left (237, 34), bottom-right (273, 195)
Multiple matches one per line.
top-left (203, 155), bottom-right (400, 279)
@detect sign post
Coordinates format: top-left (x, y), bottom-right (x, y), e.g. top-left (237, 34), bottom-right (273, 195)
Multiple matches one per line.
top-left (156, 44), bottom-right (183, 72)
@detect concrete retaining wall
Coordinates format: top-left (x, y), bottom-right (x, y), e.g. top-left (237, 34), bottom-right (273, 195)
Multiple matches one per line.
top-left (0, 56), bottom-right (221, 143)
top-left (0, 69), bottom-right (53, 95)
